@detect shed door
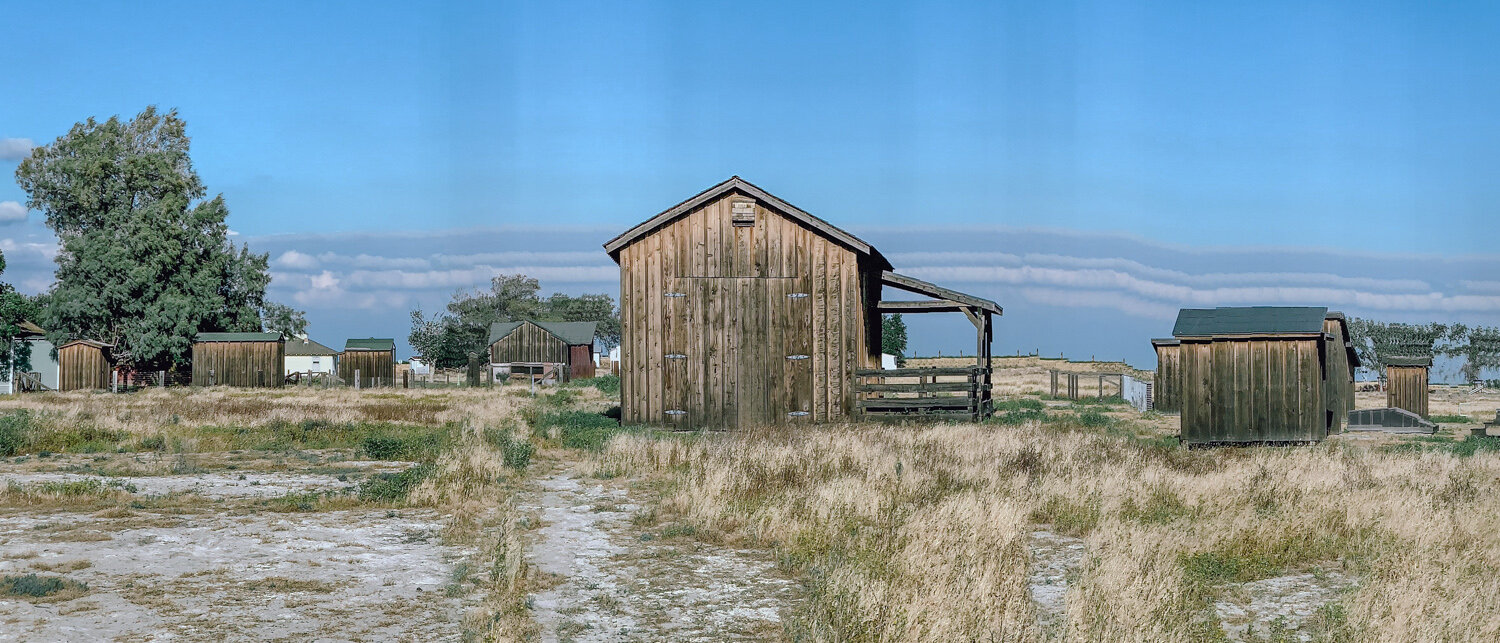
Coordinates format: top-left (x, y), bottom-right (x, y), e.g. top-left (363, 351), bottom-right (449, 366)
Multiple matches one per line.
top-left (669, 277), bottom-right (808, 427)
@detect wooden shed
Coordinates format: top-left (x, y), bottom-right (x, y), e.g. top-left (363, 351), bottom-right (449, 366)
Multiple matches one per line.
top-left (1322, 312), bottom-right (1360, 431)
top-left (605, 176), bottom-right (1001, 428)
top-left (340, 338), bottom-right (396, 388)
top-left (57, 340), bottom-right (112, 391)
top-left (1172, 307), bottom-right (1346, 445)
top-left (1151, 338), bottom-right (1181, 413)
top-left (1385, 356), bottom-right (1431, 418)
top-left (192, 332), bottom-right (286, 387)
top-left (488, 320), bottom-right (596, 382)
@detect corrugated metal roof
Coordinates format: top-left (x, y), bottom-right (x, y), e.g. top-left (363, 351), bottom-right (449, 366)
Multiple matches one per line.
top-left (1172, 307), bottom-right (1329, 338)
top-left (196, 332), bottom-right (283, 343)
top-left (345, 338), bottom-right (395, 351)
top-left (487, 320), bottom-right (598, 346)
top-left (285, 337), bottom-right (338, 356)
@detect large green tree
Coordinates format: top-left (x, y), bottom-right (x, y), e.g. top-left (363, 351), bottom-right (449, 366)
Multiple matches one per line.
top-left (1349, 317), bottom-right (1500, 383)
top-left (14, 106), bottom-right (279, 369)
top-left (408, 273), bottom-right (621, 368)
top-left (882, 313), bottom-right (908, 366)
top-left (0, 252), bottom-right (41, 377)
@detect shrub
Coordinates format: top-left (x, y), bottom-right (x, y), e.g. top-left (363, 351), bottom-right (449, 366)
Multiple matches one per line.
top-left (484, 428), bottom-right (534, 470)
top-left (0, 411), bottom-right (32, 456)
top-left (568, 375), bottom-right (621, 397)
top-left (358, 427), bottom-right (449, 462)
top-left (993, 398), bottom-right (1045, 412)
top-left (529, 410), bottom-right (631, 451)
top-left (1429, 413), bottom-right (1475, 424)
top-left (360, 463), bottom-right (437, 502)
top-left (2, 574), bottom-right (87, 598)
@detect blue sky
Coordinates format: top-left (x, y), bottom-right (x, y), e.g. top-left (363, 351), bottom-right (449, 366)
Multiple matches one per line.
top-left (3, 1), bottom-right (1499, 372)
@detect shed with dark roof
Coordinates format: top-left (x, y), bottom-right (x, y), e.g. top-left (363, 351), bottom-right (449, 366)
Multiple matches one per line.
top-left (488, 320), bottom-right (597, 381)
top-left (57, 339), bottom-right (113, 391)
top-left (284, 336), bottom-right (339, 377)
top-left (1171, 306), bottom-right (1350, 445)
top-left (340, 338), bottom-right (395, 388)
top-left (192, 332), bottom-right (285, 387)
top-left (1384, 355), bottom-right (1431, 418)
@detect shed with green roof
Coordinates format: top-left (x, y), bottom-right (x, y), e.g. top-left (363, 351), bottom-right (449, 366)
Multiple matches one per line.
top-left (340, 338), bottom-right (396, 388)
top-left (488, 320), bottom-right (597, 381)
top-left (1170, 306), bottom-right (1349, 445)
top-left (192, 331), bottom-right (285, 387)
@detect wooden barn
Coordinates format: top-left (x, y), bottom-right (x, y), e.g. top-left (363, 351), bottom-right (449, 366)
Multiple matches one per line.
top-left (57, 340), bottom-right (112, 391)
top-left (487, 320), bottom-right (596, 382)
top-left (192, 332), bottom-right (286, 387)
top-left (1385, 355), bottom-right (1431, 418)
top-left (340, 338), bottom-right (396, 388)
top-left (1172, 306), bottom-right (1351, 445)
top-left (1151, 338), bottom-right (1182, 413)
top-left (605, 176), bottom-right (1001, 428)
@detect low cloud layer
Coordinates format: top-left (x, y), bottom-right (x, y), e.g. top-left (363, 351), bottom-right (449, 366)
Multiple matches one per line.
top-left (0, 202), bottom-right (27, 224)
top-left (3, 222), bottom-right (1498, 366)
top-left (0, 138), bottom-right (34, 162)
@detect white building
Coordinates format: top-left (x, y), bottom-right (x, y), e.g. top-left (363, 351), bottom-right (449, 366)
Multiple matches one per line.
top-left (284, 336), bottom-right (338, 377)
top-left (3, 322), bottom-right (58, 394)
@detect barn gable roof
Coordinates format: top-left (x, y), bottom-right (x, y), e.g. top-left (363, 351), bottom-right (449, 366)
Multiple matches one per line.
top-left (59, 339), bottom-right (112, 350)
top-left (196, 332), bottom-right (284, 343)
top-left (285, 337), bottom-right (338, 356)
top-left (488, 320), bottom-right (597, 347)
top-left (345, 338), bottom-right (395, 351)
top-left (1172, 307), bottom-right (1329, 338)
top-left (604, 176), bottom-right (892, 271)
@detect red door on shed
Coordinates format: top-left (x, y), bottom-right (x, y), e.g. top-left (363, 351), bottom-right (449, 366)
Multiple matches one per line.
top-left (570, 345), bottom-right (595, 380)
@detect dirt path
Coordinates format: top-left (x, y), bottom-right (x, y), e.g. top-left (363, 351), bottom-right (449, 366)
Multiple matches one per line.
top-left (521, 466), bottom-right (797, 642)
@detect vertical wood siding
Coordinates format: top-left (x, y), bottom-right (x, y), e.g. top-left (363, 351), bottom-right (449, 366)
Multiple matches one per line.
top-left (1179, 337), bottom-right (1327, 444)
top-left (57, 344), bottom-right (110, 391)
top-left (618, 191), bottom-right (878, 428)
top-left (1153, 343), bottom-right (1181, 413)
top-left (191, 341), bottom-right (285, 387)
top-left (339, 350), bottom-right (395, 388)
top-left (1322, 318), bottom-right (1355, 432)
top-left (1386, 365), bottom-right (1429, 417)
top-left (489, 322), bottom-right (569, 364)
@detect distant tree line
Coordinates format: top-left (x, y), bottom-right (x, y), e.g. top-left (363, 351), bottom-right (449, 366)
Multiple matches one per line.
top-left (409, 274), bottom-right (621, 368)
top-left (1347, 318), bottom-right (1500, 383)
top-left (2, 107), bottom-right (305, 374)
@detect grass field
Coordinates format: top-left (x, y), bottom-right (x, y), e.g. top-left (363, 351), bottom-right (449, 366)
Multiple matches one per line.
top-left (1, 382), bottom-right (1498, 641)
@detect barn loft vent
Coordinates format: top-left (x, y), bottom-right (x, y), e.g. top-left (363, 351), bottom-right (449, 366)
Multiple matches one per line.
top-left (666, 354), bottom-right (686, 359)
top-left (665, 409), bottom-right (687, 416)
top-left (787, 292), bottom-right (809, 299)
top-left (664, 292), bottom-right (686, 298)
top-left (787, 354), bottom-right (809, 360)
top-left (731, 199), bottom-right (756, 226)
top-left (788, 411), bottom-right (810, 417)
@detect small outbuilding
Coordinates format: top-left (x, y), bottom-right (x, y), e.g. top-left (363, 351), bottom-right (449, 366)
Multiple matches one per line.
top-left (605, 176), bottom-right (1001, 428)
top-left (3, 321), bottom-right (58, 394)
top-left (284, 336), bottom-right (338, 378)
top-left (192, 332), bottom-right (286, 387)
top-left (340, 338), bottom-right (396, 388)
top-left (1151, 338), bottom-right (1181, 413)
top-left (57, 339), bottom-right (113, 391)
top-left (487, 320), bottom-right (597, 382)
top-left (1385, 355), bottom-right (1431, 418)
top-left (1171, 306), bottom-right (1349, 445)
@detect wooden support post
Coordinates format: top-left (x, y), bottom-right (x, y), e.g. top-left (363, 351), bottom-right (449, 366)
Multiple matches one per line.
top-left (111, 370), bottom-right (118, 393)
top-left (1067, 373), bottom-right (1078, 400)
top-left (355, 369), bottom-right (361, 390)
top-left (1050, 369), bottom-right (1058, 397)
top-left (1098, 374), bottom-right (1104, 399)
top-left (159, 371), bottom-right (165, 388)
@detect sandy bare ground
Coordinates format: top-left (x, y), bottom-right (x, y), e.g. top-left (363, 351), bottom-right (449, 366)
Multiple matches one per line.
top-left (522, 466), bottom-right (797, 642)
top-left (0, 466), bottom-right (475, 642)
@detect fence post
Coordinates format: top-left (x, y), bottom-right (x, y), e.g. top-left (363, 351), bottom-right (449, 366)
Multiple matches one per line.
top-left (159, 370), bottom-right (166, 388)
top-left (111, 370), bottom-right (118, 393)
top-left (354, 369), bottom-right (361, 390)
top-left (403, 370), bottom-right (409, 389)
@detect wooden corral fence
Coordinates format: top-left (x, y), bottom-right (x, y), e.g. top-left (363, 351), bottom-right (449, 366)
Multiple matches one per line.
top-left (1049, 370), bottom-right (1124, 400)
top-left (57, 340), bottom-right (112, 391)
top-left (854, 366), bottom-right (990, 422)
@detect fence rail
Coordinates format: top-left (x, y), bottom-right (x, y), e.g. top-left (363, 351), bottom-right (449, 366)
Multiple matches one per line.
top-left (853, 366), bottom-right (992, 422)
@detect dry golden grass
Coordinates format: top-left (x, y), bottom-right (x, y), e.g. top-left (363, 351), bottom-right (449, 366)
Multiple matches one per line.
top-left (590, 417), bottom-right (1500, 642)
